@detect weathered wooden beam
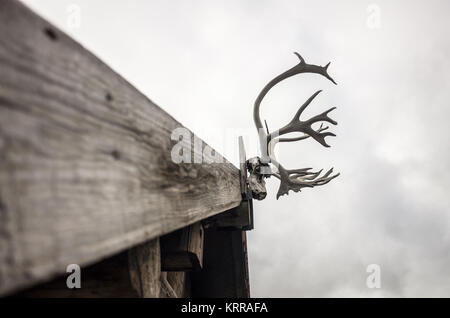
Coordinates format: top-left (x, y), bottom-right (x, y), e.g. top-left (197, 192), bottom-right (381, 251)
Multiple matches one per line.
top-left (190, 228), bottom-right (250, 298)
top-left (160, 222), bottom-right (204, 271)
top-left (0, 0), bottom-right (241, 296)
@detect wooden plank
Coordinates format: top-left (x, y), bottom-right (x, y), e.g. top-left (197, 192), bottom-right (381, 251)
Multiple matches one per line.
top-left (190, 228), bottom-right (250, 298)
top-left (161, 222), bottom-right (204, 271)
top-left (128, 239), bottom-right (161, 298)
top-left (159, 272), bottom-right (190, 298)
top-left (160, 272), bottom-right (178, 298)
top-left (0, 0), bottom-right (241, 296)
top-left (166, 272), bottom-right (191, 297)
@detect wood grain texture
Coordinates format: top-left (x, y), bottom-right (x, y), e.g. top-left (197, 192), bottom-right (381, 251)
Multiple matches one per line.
top-left (165, 272), bottom-right (191, 298)
top-left (159, 272), bottom-right (189, 298)
top-left (128, 239), bottom-right (160, 298)
top-left (0, 0), bottom-right (241, 296)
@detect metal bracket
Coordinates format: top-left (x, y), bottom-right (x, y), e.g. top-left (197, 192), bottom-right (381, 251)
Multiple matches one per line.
top-left (202, 137), bottom-right (254, 231)
top-left (238, 136), bottom-right (254, 230)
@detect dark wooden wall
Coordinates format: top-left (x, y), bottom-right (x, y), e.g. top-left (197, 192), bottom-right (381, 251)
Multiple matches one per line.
top-left (14, 218), bottom-right (251, 298)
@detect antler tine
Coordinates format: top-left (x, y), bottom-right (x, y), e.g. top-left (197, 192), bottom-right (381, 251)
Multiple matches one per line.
top-left (277, 124), bottom-right (328, 143)
top-left (293, 52), bottom-right (337, 85)
top-left (291, 169), bottom-right (323, 180)
top-left (264, 119), bottom-right (270, 134)
top-left (303, 169), bottom-right (340, 186)
top-left (293, 90), bottom-right (322, 121)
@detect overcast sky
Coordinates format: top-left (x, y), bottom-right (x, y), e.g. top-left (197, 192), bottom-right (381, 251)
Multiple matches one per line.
top-left (21, 0), bottom-right (450, 297)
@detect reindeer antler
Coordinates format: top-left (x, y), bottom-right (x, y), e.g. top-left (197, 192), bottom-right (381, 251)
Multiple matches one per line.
top-left (251, 52), bottom-right (340, 199)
